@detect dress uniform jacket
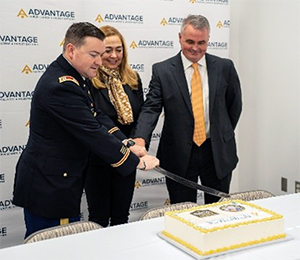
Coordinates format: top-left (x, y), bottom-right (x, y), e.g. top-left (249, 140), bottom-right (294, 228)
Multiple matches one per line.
top-left (13, 54), bottom-right (139, 219)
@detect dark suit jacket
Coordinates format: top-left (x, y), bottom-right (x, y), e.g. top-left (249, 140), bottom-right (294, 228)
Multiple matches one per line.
top-left (88, 76), bottom-right (144, 167)
top-left (13, 55), bottom-right (139, 218)
top-left (134, 52), bottom-right (242, 180)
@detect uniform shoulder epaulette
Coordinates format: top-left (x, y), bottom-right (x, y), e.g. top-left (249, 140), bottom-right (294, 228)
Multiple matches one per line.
top-left (58, 76), bottom-right (79, 86)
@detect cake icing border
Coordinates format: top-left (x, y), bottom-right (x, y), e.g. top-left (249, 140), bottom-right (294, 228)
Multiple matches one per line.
top-left (165, 200), bottom-right (284, 233)
top-left (162, 230), bottom-right (286, 256)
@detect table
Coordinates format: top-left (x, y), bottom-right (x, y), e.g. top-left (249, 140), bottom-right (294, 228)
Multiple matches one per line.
top-left (0, 193), bottom-right (299, 260)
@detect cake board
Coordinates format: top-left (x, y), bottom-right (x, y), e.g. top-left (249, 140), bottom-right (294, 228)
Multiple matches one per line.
top-left (158, 232), bottom-right (293, 259)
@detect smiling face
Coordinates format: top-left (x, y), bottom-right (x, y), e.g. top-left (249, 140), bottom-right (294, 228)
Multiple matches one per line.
top-left (179, 24), bottom-right (209, 63)
top-left (101, 35), bottom-right (123, 70)
top-left (65, 36), bottom-right (105, 78)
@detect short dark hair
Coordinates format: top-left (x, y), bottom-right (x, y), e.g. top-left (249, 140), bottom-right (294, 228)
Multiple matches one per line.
top-left (63, 22), bottom-right (105, 52)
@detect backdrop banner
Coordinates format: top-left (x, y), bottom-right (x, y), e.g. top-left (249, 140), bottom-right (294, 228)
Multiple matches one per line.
top-left (0, 0), bottom-right (230, 248)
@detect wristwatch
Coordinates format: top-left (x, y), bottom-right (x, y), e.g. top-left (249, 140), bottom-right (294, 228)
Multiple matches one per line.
top-left (126, 139), bottom-right (135, 148)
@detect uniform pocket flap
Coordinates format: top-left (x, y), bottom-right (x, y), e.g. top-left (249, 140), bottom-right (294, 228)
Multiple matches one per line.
top-left (44, 157), bottom-right (86, 177)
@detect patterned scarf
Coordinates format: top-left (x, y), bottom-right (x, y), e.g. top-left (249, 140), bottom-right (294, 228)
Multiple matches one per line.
top-left (98, 66), bottom-right (134, 125)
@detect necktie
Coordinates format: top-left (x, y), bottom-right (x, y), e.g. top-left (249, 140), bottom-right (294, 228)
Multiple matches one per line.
top-left (191, 63), bottom-right (206, 146)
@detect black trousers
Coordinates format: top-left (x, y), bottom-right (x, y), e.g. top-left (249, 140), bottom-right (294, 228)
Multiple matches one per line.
top-left (166, 139), bottom-right (232, 204)
top-left (84, 164), bottom-right (136, 227)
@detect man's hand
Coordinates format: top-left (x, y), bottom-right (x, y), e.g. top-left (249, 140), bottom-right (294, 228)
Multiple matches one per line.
top-left (129, 144), bottom-right (146, 157)
top-left (137, 154), bottom-right (159, 171)
top-left (133, 138), bottom-right (146, 147)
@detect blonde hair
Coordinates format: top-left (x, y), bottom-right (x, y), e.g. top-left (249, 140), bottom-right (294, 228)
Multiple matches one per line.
top-left (92, 25), bottom-right (138, 90)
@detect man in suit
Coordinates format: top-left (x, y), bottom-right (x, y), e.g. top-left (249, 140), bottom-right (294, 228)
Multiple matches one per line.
top-left (134, 15), bottom-right (242, 204)
top-left (12, 22), bottom-right (159, 238)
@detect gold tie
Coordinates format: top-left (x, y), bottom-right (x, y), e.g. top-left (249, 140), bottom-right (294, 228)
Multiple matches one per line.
top-left (191, 63), bottom-right (206, 146)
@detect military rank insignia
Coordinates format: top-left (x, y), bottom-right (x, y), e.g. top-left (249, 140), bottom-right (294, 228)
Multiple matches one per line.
top-left (58, 76), bottom-right (79, 86)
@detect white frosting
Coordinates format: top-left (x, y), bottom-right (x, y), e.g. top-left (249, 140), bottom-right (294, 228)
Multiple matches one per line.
top-left (172, 201), bottom-right (271, 230)
top-left (163, 200), bottom-right (285, 255)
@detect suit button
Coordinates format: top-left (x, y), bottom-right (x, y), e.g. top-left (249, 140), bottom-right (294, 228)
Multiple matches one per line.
top-left (63, 172), bottom-right (68, 177)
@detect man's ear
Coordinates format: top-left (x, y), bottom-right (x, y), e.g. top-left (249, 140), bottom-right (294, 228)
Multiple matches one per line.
top-left (66, 43), bottom-right (75, 59)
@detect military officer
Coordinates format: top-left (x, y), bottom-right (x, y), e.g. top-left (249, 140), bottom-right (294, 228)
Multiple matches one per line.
top-left (12, 22), bottom-right (159, 238)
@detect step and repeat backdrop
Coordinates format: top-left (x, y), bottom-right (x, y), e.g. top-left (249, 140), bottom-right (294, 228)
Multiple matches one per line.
top-left (0, 0), bottom-right (230, 248)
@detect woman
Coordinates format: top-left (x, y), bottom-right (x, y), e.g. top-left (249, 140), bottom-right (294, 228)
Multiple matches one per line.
top-left (84, 25), bottom-right (144, 227)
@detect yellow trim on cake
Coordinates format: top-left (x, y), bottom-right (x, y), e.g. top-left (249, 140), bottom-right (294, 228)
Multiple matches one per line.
top-left (165, 200), bottom-right (284, 234)
top-left (162, 230), bottom-right (286, 256)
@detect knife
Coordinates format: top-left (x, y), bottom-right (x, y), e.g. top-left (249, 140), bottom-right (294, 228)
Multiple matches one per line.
top-left (154, 166), bottom-right (231, 198)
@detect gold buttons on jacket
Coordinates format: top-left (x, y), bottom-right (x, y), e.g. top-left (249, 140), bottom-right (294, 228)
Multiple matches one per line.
top-left (63, 172), bottom-right (68, 177)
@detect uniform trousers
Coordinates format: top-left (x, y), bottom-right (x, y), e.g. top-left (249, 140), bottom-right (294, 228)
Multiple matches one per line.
top-left (166, 139), bottom-right (232, 204)
top-left (84, 164), bottom-right (136, 227)
top-left (24, 209), bottom-right (80, 239)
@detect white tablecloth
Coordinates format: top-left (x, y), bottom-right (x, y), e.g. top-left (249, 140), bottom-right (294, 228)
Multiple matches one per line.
top-left (0, 193), bottom-right (299, 260)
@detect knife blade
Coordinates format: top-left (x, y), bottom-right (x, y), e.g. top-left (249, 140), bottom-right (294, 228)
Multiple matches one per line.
top-left (154, 166), bottom-right (231, 198)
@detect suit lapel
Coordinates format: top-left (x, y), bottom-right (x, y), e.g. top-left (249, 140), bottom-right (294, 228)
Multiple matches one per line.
top-left (206, 54), bottom-right (218, 118)
top-left (170, 53), bottom-right (193, 116)
top-left (90, 85), bottom-right (116, 113)
top-left (99, 87), bottom-right (111, 103)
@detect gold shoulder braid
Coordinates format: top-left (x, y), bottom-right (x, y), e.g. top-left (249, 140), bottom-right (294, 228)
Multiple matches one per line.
top-left (98, 66), bottom-right (133, 125)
